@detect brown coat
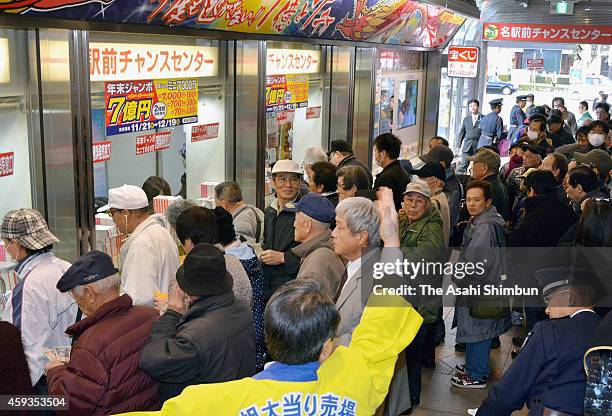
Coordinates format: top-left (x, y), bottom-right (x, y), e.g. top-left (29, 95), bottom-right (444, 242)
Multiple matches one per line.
top-left (47, 294), bottom-right (160, 415)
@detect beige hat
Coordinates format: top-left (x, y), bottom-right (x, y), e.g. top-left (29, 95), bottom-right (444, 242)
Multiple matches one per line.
top-left (467, 148), bottom-right (501, 171)
top-left (402, 178), bottom-right (431, 198)
top-left (272, 159), bottom-right (302, 175)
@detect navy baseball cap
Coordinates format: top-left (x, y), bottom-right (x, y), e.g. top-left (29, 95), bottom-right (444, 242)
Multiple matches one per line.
top-left (284, 192), bottom-right (335, 224)
top-left (56, 250), bottom-right (119, 293)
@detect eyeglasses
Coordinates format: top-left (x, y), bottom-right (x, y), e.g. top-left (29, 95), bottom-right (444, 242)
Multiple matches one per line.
top-left (107, 208), bottom-right (121, 217)
top-left (274, 175), bottom-right (300, 186)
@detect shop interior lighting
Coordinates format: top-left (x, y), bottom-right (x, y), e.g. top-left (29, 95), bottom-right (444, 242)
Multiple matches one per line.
top-left (0, 38), bottom-right (10, 83)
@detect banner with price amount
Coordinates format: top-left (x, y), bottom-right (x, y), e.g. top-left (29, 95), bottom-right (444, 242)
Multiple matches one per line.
top-left (265, 74), bottom-right (309, 113)
top-left (105, 78), bottom-right (198, 136)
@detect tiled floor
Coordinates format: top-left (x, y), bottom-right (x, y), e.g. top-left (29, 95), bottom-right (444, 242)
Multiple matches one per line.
top-left (412, 306), bottom-right (529, 416)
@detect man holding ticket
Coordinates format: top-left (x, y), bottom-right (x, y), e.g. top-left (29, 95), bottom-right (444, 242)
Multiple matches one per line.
top-left (46, 250), bottom-right (160, 415)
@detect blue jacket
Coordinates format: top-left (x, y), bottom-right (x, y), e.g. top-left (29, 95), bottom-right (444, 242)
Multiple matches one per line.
top-left (477, 310), bottom-right (601, 416)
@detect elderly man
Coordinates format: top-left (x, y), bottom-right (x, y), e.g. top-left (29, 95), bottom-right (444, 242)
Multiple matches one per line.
top-left (1, 209), bottom-right (77, 389)
top-left (468, 148), bottom-right (509, 221)
top-left (411, 163), bottom-right (450, 245)
top-left (288, 192), bottom-right (345, 298)
top-left (98, 184), bottom-right (179, 306)
top-left (139, 243), bottom-right (256, 403)
top-left (261, 159), bottom-right (303, 300)
top-left (46, 250), bottom-right (160, 415)
top-left (302, 146), bottom-right (328, 186)
top-left (399, 179), bottom-right (445, 408)
top-left (214, 181), bottom-right (264, 244)
top-left (539, 152), bottom-right (569, 205)
top-left (477, 268), bottom-right (601, 416)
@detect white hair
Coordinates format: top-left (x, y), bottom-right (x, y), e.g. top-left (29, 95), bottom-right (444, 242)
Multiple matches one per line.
top-left (335, 197), bottom-right (380, 246)
top-left (73, 273), bottom-right (121, 296)
top-left (303, 147), bottom-right (328, 165)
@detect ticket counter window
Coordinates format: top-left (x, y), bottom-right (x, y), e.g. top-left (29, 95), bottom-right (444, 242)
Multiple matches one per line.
top-left (264, 43), bottom-right (324, 205)
top-left (88, 33), bottom-right (227, 263)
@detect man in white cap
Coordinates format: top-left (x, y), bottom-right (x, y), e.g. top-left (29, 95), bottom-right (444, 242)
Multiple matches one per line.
top-left (1, 208), bottom-right (77, 389)
top-left (261, 160), bottom-right (303, 301)
top-left (98, 184), bottom-right (179, 306)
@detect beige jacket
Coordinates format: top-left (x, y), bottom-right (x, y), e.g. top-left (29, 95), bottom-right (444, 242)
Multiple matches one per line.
top-left (292, 229), bottom-right (345, 298)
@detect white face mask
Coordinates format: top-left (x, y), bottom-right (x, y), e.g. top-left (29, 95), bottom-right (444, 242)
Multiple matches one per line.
top-left (526, 101), bottom-right (533, 108)
top-left (588, 133), bottom-right (605, 147)
top-left (527, 130), bottom-right (539, 140)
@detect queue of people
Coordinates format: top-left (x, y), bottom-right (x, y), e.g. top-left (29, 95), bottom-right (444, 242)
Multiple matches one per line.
top-left (1, 102), bottom-right (611, 416)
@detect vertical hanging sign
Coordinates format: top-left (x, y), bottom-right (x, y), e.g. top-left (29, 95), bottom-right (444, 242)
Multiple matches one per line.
top-left (447, 46), bottom-right (479, 78)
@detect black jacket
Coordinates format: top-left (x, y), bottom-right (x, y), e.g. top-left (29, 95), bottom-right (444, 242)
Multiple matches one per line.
top-left (373, 160), bottom-right (410, 211)
top-left (139, 292), bottom-right (256, 403)
top-left (443, 172), bottom-right (463, 230)
top-left (262, 197), bottom-right (302, 300)
top-left (550, 128), bottom-right (575, 148)
top-left (338, 155), bottom-right (373, 188)
top-left (484, 173), bottom-right (510, 221)
top-left (508, 192), bottom-right (577, 247)
top-left (458, 114), bottom-right (482, 144)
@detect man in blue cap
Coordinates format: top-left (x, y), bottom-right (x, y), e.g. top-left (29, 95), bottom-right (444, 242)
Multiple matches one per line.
top-left (509, 95), bottom-right (528, 143)
top-left (46, 250), bottom-right (160, 414)
top-left (478, 98), bottom-right (504, 149)
top-left (287, 192), bottom-right (346, 298)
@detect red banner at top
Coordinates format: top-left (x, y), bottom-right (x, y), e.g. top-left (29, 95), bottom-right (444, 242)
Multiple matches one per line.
top-left (483, 22), bottom-right (612, 45)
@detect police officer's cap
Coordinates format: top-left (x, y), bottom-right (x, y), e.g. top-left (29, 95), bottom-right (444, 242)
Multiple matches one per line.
top-left (517, 95), bottom-right (528, 101)
top-left (535, 267), bottom-right (599, 298)
top-left (489, 98), bottom-right (503, 106)
top-left (57, 250), bottom-right (119, 293)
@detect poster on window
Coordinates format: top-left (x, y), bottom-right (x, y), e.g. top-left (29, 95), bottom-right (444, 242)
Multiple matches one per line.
top-left (135, 131), bottom-right (172, 156)
top-left (0, 152), bottom-right (14, 177)
top-left (92, 141), bottom-right (112, 163)
top-left (265, 74), bottom-right (309, 113)
top-left (397, 80), bottom-right (418, 129)
top-left (191, 123), bottom-right (220, 142)
top-left (105, 78), bottom-right (198, 136)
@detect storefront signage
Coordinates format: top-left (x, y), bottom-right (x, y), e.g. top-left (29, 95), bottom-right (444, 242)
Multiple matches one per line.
top-left (483, 22), bottom-right (612, 45)
top-left (105, 78), bottom-right (198, 136)
top-left (135, 132), bottom-right (172, 156)
top-left (267, 49), bottom-right (320, 75)
top-left (90, 43), bottom-right (218, 82)
top-left (447, 46), bottom-right (478, 78)
top-left (526, 58), bottom-right (544, 70)
top-left (266, 75), bottom-right (309, 113)
top-left (92, 141), bottom-right (112, 163)
top-left (0, 38), bottom-right (9, 83)
top-left (191, 123), bottom-right (220, 142)
top-left (306, 106), bottom-right (322, 119)
top-left (0, 152), bottom-right (13, 177)
top-left (0, 1), bottom-right (465, 49)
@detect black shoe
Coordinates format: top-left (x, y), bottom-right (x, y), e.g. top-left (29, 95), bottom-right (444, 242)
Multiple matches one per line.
top-left (512, 336), bottom-right (525, 347)
top-left (491, 337), bottom-right (501, 349)
top-left (455, 343), bottom-right (466, 352)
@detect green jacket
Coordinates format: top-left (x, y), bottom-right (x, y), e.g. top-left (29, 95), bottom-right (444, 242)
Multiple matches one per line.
top-left (399, 207), bottom-right (445, 322)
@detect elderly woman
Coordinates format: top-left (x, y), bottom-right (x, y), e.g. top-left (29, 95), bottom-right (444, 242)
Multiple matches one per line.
top-left (451, 180), bottom-right (510, 389)
top-left (399, 178), bottom-right (445, 409)
top-left (336, 165), bottom-right (375, 201)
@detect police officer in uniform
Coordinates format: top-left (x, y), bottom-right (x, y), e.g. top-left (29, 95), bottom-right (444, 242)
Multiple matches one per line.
top-left (509, 95), bottom-right (528, 143)
top-left (478, 98), bottom-right (504, 149)
top-left (477, 267), bottom-right (602, 416)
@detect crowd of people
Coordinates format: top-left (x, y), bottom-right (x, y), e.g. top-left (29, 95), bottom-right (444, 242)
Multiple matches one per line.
top-left (0, 91), bottom-right (611, 416)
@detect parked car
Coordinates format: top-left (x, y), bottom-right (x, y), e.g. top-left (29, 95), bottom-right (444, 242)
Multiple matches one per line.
top-left (486, 76), bottom-right (516, 95)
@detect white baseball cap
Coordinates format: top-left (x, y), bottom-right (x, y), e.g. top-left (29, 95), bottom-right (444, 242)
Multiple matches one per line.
top-left (97, 185), bottom-right (149, 213)
top-left (272, 159), bottom-right (302, 175)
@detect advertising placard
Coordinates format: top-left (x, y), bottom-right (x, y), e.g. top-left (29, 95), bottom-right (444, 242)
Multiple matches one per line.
top-left (92, 141), bottom-right (112, 163)
top-left (526, 58), bottom-right (544, 70)
top-left (135, 131), bottom-right (172, 156)
top-left (105, 78), bottom-right (198, 136)
top-left (0, 152), bottom-right (14, 177)
top-left (447, 46), bottom-right (478, 78)
top-left (266, 74), bottom-right (309, 113)
top-left (191, 123), bottom-right (220, 142)
top-left (483, 22), bottom-right (612, 45)
top-left (306, 106), bottom-right (322, 119)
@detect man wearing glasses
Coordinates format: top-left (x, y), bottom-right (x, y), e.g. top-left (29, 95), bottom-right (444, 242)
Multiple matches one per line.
top-left (261, 160), bottom-right (304, 301)
top-left (98, 184), bottom-right (179, 307)
top-left (476, 267), bottom-right (602, 416)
